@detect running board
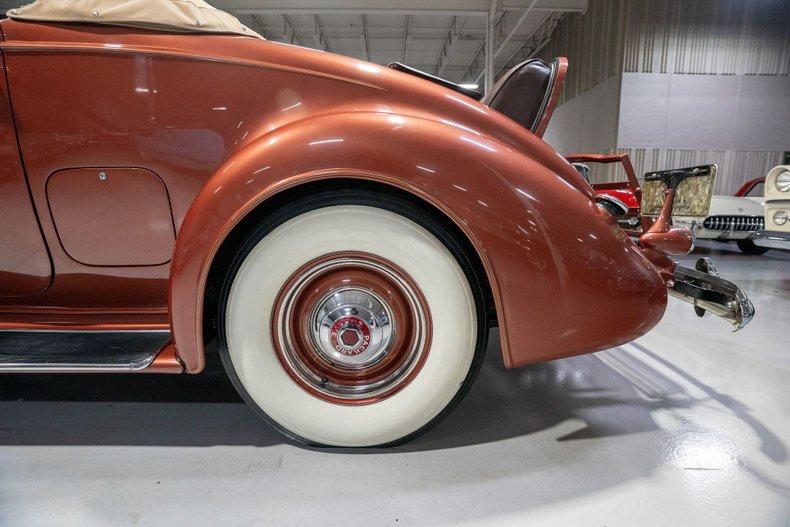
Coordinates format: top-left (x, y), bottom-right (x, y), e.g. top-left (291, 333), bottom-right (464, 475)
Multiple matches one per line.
top-left (0, 330), bottom-right (172, 372)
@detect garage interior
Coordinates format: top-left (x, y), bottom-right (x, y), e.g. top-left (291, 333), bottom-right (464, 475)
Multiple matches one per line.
top-left (0, 0), bottom-right (788, 525)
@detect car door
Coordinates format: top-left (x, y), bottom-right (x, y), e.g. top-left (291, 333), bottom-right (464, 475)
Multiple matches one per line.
top-left (0, 26), bottom-right (177, 317)
top-left (0, 50), bottom-right (52, 297)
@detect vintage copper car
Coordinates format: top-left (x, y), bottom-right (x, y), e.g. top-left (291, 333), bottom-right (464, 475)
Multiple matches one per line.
top-left (0, 0), bottom-right (754, 447)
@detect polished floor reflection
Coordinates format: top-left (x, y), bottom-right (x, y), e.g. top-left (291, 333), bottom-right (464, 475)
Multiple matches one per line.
top-left (0, 241), bottom-right (787, 526)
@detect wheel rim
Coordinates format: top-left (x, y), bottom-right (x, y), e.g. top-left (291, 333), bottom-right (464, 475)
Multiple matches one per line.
top-left (272, 252), bottom-right (432, 405)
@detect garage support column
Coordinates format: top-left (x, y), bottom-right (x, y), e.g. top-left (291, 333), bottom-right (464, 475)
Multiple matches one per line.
top-left (484, 0), bottom-right (499, 95)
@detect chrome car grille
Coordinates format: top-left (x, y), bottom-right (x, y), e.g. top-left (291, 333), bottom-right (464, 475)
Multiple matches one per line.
top-left (702, 215), bottom-right (764, 232)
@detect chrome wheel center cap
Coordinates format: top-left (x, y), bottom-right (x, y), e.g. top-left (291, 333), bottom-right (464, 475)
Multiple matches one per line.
top-left (312, 287), bottom-right (394, 369)
top-left (330, 316), bottom-right (371, 356)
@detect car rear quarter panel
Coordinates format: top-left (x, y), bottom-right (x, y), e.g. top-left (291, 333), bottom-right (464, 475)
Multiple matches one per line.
top-left (0, 20), bottom-right (666, 369)
top-left (170, 112), bottom-right (667, 372)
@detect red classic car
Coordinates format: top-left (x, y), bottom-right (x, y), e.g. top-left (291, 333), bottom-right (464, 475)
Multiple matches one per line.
top-left (0, 0), bottom-right (753, 447)
top-left (568, 153), bottom-right (643, 231)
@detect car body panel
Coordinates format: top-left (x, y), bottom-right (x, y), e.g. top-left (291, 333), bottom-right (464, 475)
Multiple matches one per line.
top-left (0, 19), bottom-right (668, 371)
top-left (46, 167), bottom-right (176, 266)
top-left (0, 50), bottom-right (52, 297)
top-left (170, 112), bottom-right (668, 372)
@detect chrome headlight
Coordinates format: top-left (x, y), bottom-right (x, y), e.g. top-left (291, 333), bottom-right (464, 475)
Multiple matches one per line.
top-left (773, 210), bottom-right (788, 226)
top-left (776, 171), bottom-right (790, 192)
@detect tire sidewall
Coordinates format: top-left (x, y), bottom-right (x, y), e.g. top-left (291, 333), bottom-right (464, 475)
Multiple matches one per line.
top-left (217, 190), bottom-right (489, 447)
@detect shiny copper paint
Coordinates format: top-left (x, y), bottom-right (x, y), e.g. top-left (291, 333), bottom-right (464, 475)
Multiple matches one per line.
top-left (0, 50), bottom-right (52, 297)
top-left (0, 20), bottom-right (667, 373)
top-left (171, 113), bottom-right (666, 371)
top-left (639, 189), bottom-right (694, 256)
top-left (46, 167), bottom-right (176, 266)
top-left (143, 341), bottom-right (184, 374)
top-left (271, 252), bottom-right (431, 405)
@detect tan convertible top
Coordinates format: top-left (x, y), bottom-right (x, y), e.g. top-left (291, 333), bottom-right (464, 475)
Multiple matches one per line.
top-left (7, 0), bottom-right (263, 38)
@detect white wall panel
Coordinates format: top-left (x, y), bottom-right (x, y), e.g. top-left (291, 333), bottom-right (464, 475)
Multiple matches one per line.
top-left (618, 73), bottom-right (790, 152)
top-left (543, 93), bottom-right (582, 155)
top-left (732, 76), bottom-right (790, 151)
top-left (617, 73), bottom-right (670, 148)
top-left (663, 75), bottom-right (739, 150)
top-left (544, 74), bottom-right (621, 154)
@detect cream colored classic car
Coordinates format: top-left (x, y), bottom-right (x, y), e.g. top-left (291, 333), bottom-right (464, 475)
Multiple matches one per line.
top-left (751, 165), bottom-right (790, 251)
top-left (670, 172), bottom-right (767, 254)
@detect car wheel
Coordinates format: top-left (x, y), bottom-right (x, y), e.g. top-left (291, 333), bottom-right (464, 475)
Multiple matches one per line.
top-left (217, 190), bottom-right (488, 447)
top-left (736, 239), bottom-right (769, 255)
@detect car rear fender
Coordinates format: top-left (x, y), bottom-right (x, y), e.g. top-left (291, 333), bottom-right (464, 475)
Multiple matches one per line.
top-left (169, 112), bottom-right (666, 373)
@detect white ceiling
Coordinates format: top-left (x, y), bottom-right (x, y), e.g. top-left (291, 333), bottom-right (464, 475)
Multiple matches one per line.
top-left (0, 0), bottom-right (587, 85)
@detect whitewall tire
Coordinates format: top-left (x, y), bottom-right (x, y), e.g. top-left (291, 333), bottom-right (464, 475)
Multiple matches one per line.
top-left (218, 191), bottom-right (487, 447)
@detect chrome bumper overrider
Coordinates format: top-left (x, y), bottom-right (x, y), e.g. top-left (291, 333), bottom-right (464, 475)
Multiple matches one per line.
top-left (669, 258), bottom-right (755, 331)
top-left (749, 230), bottom-right (790, 250)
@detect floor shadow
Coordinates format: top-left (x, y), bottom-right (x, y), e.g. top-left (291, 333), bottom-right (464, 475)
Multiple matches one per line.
top-left (1, 332), bottom-right (784, 466)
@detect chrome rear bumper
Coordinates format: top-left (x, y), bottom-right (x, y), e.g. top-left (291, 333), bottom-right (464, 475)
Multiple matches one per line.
top-left (669, 258), bottom-right (754, 331)
top-left (749, 230), bottom-right (790, 250)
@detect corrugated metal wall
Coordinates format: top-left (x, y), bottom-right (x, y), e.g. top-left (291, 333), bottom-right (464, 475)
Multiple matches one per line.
top-left (630, 149), bottom-right (785, 195)
top-left (542, 0), bottom-right (626, 102)
top-left (589, 148), bottom-right (785, 195)
top-left (544, 0), bottom-right (789, 193)
top-left (545, 0), bottom-right (790, 88)
top-left (622, 0), bottom-right (790, 75)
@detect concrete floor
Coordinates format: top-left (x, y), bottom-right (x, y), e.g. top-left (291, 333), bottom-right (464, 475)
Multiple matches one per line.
top-left (0, 241), bottom-right (788, 526)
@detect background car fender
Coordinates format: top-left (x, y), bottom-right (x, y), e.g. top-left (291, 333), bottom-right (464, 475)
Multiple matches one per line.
top-left (169, 111), bottom-right (667, 373)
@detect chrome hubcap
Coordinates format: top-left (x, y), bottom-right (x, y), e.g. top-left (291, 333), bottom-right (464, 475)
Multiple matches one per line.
top-left (312, 288), bottom-right (394, 369)
top-left (272, 254), bottom-right (431, 404)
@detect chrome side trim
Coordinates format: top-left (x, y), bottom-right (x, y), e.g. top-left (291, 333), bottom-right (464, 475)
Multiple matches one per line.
top-left (0, 330), bottom-right (169, 372)
top-left (669, 258), bottom-right (755, 331)
top-left (0, 356), bottom-right (156, 373)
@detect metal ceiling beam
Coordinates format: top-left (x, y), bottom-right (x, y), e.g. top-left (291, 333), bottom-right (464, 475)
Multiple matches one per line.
top-left (495, 11), bottom-right (564, 77)
top-left (0, 0), bottom-right (588, 14)
top-left (360, 14), bottom-right (370, 61)
top-left (435, 16), bottom-right (462, 76)
top-left (249, 14), bottom-right (274, 40)
top-left (252, 24), bottom-right (488, 37)
top-left (282, 14), bottom-right (304, 46)
top-left (484, 0), bottom-right (499, 93)
top-left (459, 9), bottom-right (506, 85)
top-left (221, 0), bottom-right (587, 16)
top-left (312, 14), bottom-right (331, 52)
top-left (474, 0), bottom-right (539, 83)
top-left (402, 16), bottom-right (412, 63)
